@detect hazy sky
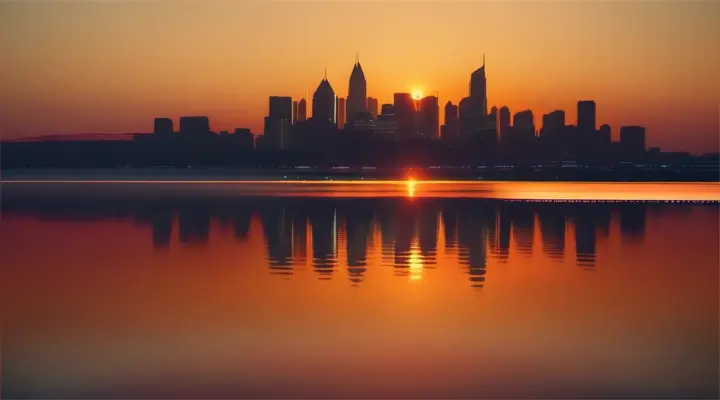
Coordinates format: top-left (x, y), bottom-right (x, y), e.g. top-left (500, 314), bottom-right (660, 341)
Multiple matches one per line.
top-left (1, 0), bottom-right (718, 153)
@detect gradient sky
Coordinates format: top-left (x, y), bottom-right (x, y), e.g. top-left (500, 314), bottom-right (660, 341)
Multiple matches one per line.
top-left (1, 1), bottom-right (718, 153)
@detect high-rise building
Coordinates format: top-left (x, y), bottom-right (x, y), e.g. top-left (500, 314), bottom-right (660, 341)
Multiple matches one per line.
top-left (513, 110), bottom-right (535, 138)
top-left (441, 101), bottom-right (459, 139)
top-left (269, 96), bottom-right (292, 122)
top-left (346, 55), bottom-right (367, 126)
top-left (292, 101), bottom-right (298, 124)
top-left (297, 99), bottom-right (307, 122)
top-left (179, 116), bottom-right (210, 135)
top-left (541, 110), bottom-right (565, 137)
top-left (153, 118), bottom-right (173, 135)
top-left (620, 126), bottom-right (646, 156)
top-left (418, 96), bottom-right (439, 139)
top-left (577, 100), bottom-right (597, 133)
top-left (265, 96), bottom-right (293, 150)
top-left (263, 117), bottom-right (290, 150)
top-left (599, 124), bottom-right (611, 144)
top-left (367, 97), bottom-right (379, 119)
top-left (376, 104), bottom-right (397, 136)
top-left (337, 97), bottom-right (347, 129)
top-left (312, 73), bottom-right (337, 124)
top-left (499, 106), bottom-right (511, 136)
top-left (469, 54), bottom-right (488, 117)
top-left (393, 93), bottom-right (415, 139)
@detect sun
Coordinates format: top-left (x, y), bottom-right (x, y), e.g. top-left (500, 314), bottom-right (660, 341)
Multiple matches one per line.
top-left (411, 89), bottom-right (423, 100)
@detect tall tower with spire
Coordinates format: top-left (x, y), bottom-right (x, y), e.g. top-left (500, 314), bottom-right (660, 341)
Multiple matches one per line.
top-left (346, 53), bottom-right (368, 129)
top-left (470, 53), bottom-right (488, 117)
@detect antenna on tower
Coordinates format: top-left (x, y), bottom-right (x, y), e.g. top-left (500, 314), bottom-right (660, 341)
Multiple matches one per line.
top-left (324, 68), bottom-right (327, 80)
top-left (483, 53), bottom-right (486, 67)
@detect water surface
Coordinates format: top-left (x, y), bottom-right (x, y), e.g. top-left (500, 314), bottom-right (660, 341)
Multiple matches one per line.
top-left (1, 183), bottom-right (718, 399)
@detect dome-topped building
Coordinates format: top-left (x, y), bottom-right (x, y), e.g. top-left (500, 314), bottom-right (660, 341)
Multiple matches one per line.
top-left (312, 70), bottom-right (338, 125)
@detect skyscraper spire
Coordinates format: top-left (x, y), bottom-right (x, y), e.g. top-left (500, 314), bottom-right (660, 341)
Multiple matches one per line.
top-left (483, 53), bottom-right (486, 67)
top-left (324, 68), bottom-right (327, 80)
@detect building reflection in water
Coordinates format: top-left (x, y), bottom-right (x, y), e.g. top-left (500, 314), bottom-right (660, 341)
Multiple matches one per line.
top-left (511, 203), bottom-right (535, 257)
top-left (344, 201), bottom-right (373, 285)
top-left (538, 203), bottom-right (566, 261)
top-left (5, 196), bottom-right (657, 287)
top-left (260, 206), bottom-right (294, 276)
top-left (570, 204), bottom-right (597, 269)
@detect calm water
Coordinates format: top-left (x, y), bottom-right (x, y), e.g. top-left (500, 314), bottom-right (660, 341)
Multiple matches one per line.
top-left (1, 182), bottom-right (718, 399)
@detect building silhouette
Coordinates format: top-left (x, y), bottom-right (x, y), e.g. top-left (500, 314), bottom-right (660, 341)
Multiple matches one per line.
top-left (179, 116), bottom-right (210, 135)
top-left (292, 101), bottom-right (299, 124)
top-left (620, 126), bottom-right (646, 158)
top-left (337, 97), bottom-right (347, 129)
top-left (513, 110), bottom-right (535, 137)
top-left (469, 54), bottom-right (488, 116)
top-left (499, 106), bottom-right (511, 137)
top-left (599, 124), bottom-right (611, 141)
top-left (577, 100), bottom-right (597, 133)
top-left (346, 55), bottom-right (368, 127)
top-left (441, 101), bottom-right (459, 139)
top-left (367, 97), bottom-right (379, 119)
top-left (153, 118), bottom-right (173, 136)
top-left (394, 93), bottom-right (415, 139)
top-left (541, 110), bottom-right (566, 138)
top-left (264, 96), bottom-right (293, 150)
top-left (418, 96), bottom-right (439, 139)
top-left (312, 72), bottom-right (338, 125)
top-left (376, 104), bottom-right (397, 136)
top-left (297, 98), bottom-right (307, 122)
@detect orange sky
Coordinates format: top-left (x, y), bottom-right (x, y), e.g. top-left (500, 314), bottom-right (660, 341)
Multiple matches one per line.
top-left (1, 1), bottom-right (718, 153)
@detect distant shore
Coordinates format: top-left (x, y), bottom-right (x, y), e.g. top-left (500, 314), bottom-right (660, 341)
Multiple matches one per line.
top-left (1, 167), bottom-right (718, 183)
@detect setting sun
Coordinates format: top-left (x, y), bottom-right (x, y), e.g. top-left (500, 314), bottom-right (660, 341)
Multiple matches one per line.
top-left (411, 89), bottom-right (423, 100)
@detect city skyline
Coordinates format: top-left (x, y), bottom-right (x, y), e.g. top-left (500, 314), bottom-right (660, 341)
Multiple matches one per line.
top-left (1, 2), bottom-right (718, 153)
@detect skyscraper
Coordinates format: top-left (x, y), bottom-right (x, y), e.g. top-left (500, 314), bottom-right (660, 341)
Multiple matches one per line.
top-left (269, 96), bottom-right (293, 122)
top-left (376, 104), bottom-right (397, 136)
top-left (577, 100), bottom-right (597, 133)
top-left (441, 101), bottom-right (459, 139)
top-left (265, 96), bottom-right (293, 149)
top-left (499, 106), bottom-right (511, 136)
top-left (367, 97), bottom-right (379, 119)
top-left (541, 110), bottom-right (566, 138)
top-left (297, 98), bottom-right (307, 122)
top-left (393, 93), bottom-right (415, 139)
top-left (292, 101), bottom-right (298, 124)
top-left (418, 96), bottom-right (439, 138)
top-left (337, 97), bottom-right (346, 129)
top-left (469, 54), bottom-right (488, 117)
top-left (513, 110), bottom-right (535, 138)
top-left (312, 72), bottom-right (337, 124)
top-left (346, 54), bottom-right (367, 127)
